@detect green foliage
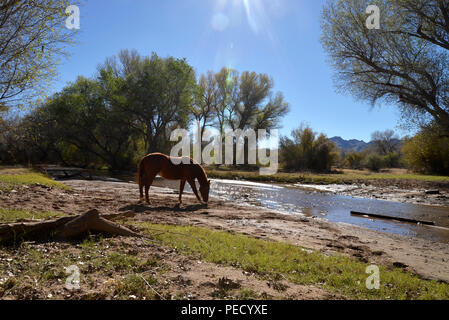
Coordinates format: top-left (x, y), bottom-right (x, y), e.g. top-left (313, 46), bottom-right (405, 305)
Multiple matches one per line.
top-left (1, 49), bottom-right (291, 170)
top-left (345, 152), bottom-right (364, 169)
top-left (123, 51), bottom-right (195, 154)
top-left (363, 153), bottom-right (384, 172)
top-left (280, 124), bottom-right (337, 172)
top-left (382, 152), bottom-right (402, 168)
top-left (0, 208), bottom-right (65, 223)
top-left (0, 167), bottom-right (69, 191)
top-left (402, 126), bottom-right (449, 175)
top-left (138, 222), bottom-right (449, 300)
top-left (0, 0), bottom-right (79, 108)
top-left (211, 67), bottom-right (289, 133)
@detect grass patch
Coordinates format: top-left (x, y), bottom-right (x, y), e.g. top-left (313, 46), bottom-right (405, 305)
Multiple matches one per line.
top-left (0, 208), bottom-right (66, 223)
top-left (0, 167), bottom-right (69, 191)
top-left (206, 168), bottom-right (449, 185)
top-left (138, 222), bottom-right (449, 300)
top-left (0, 237), bottom-right (164, 299)
top-left (113, 274), bottom-right (158, 300)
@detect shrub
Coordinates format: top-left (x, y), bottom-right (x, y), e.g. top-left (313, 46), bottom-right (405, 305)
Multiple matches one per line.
top-left (402, 126), bottom-right (449, 175)
top-left (364, 153), bottom-right (384, 172)
top-left (280, 125), bottom-right (337, 172)
top-left (382, 152), bottom-right (402, 168)
top-left (345, 152), bottom-right (364, 169)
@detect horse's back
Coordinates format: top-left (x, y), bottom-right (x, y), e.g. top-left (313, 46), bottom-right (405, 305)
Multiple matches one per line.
top-left (140, 153), bottom-right (194, 180)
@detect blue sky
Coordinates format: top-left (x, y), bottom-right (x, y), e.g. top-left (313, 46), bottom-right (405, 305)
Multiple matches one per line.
top-left (55, 0), bottom-right (405, 142)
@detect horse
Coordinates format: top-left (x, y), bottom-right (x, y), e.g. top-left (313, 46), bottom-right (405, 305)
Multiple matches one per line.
top-left (137, 153), bottom-right (211, 205)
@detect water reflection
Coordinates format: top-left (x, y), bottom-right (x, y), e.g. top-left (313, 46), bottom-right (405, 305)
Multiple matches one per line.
top-left (112, 173), bottom-right (449, 243)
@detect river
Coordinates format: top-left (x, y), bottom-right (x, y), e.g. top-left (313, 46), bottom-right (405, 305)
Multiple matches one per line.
top-left (110, 174), bottom-right (449, 243)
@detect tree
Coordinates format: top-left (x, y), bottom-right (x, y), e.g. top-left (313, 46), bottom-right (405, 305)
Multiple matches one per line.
top-left (321, 0), bottom-right (449, 136)
top-left (30, 73), bottom-right (137, 170)
top-left (280, 124), bottom-right (337, 172)
top-left (0, 0), bottom-right (78, 107)
top-left (210, 67), bottom-right (289, 133)
top-left (191, 71), bottom-right (218, 138)
top-left (124, 53), bottom-right (195, 154)
top-left (194, 68), bottom-right (289, 165)
top-left (371, 129), bottom-right (400, 155)
top-left (345, 152), bottom-right (364, 169)
top-left (402, 124), bottom-right (449, 174)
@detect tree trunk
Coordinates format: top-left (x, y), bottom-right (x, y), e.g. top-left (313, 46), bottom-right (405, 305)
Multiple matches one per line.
top-left (0, 209), bottom-right (142, 243)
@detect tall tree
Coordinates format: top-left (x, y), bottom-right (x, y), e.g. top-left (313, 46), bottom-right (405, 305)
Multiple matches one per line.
top-left (211, 67), bottom-right (289, 132)
top-left (38, 75), bottom-right (135, 169)
top-left (0, 0), bottom-right (78, 108)
top-left (321, 0), bottom-right (449, 136)
top-left (124, 53), bottom-right (195, 154)
top-left (371, 129), bottom-right (400, 154)
top-left (191, 71), bottom-right (218, 138)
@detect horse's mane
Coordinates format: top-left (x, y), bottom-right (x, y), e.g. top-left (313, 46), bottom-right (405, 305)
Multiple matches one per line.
top-left (189, 157), bottom-right (208, 185)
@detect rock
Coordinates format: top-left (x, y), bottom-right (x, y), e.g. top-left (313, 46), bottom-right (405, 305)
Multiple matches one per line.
top-left (425, 190), bottom-right (440, 195)
top-left (393, 261), bottom-right (408, 269)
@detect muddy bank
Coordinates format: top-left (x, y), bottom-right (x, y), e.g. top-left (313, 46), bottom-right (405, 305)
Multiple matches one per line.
top-left (2, 179), bottom-right (448, 283)
top-left (294, 183), bottom-right (449, 207)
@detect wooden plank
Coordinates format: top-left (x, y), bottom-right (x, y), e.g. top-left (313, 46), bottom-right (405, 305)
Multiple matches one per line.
top-left (350, 211), bottom-right (435, 226)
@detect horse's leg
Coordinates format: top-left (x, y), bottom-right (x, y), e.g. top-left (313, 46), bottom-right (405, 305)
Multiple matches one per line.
top-left (179, 180), bottom-right (186, 204)
top-left (187, 179), bottom-right (202, 203)
top-left (145, 173), bottom-right (157, 204)
top-left (139, 176), bottom-right (144, 203)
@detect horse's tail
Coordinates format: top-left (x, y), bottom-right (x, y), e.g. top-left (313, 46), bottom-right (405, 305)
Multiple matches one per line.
top-left (137, 157), bottom-right (146, 200)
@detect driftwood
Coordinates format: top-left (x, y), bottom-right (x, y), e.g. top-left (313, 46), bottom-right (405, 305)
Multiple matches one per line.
top-left (350, 211), bottom-right (435, 226)
top-left (0, 209), bottom-right (142, 243)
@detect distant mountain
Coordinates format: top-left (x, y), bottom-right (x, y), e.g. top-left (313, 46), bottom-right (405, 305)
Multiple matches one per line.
top-left (329, 136), bottom-right (371, 152)
top-left (330, 136), bottom-right (402, 152)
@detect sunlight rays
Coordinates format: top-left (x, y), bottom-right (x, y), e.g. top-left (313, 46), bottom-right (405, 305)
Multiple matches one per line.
top-left (211, 0), bottom-right (280, 36)
top-left (209, 0), bottom-right (283, 70)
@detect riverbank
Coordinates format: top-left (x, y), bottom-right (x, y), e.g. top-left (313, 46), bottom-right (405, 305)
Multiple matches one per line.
top-left (1, 173), bottom-right (449, 299)
top-left (207, 168), bottom-right (449, 207)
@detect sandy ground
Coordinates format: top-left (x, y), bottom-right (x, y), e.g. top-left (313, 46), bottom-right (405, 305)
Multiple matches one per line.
top-left (1, 179), bottom-right (448, 286)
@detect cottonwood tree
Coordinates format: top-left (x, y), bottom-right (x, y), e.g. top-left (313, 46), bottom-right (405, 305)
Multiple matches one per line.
top-left (34, 74), bottom-right (136, 169)
top-left (197, 67), bottom-right (289, 164)
top-left (191, 71), bottom-right (218, 138)
top-left (209, 68), bottom-right (289, 133)
top-left (371, 129), bottom-right (400, 154)
top-left (0, 0), bottom-right (78, 108)
top-left (280, 124), bottom-right (337, 172)
top-left (124, 53), bottom-right (195, 154)
top-left (321, 0), bottom-right (449, 136)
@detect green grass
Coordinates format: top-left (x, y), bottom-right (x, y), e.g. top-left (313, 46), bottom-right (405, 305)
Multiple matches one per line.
top-left (0, 208), bottom-right (66, 223)
top-left (113, 274), bottom-right (158, 299)
top-left (206, 168), bottom-right (449, 185)
top-left (0, 167), bottom-right (69, 191)
top-left (0, 237), bottom-right (163, 300)
top-left (138, 222), bottom-right (449, 300)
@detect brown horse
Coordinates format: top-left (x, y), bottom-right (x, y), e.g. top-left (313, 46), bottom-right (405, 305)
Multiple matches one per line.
top-left (137, 153), bottom-right (211, 204)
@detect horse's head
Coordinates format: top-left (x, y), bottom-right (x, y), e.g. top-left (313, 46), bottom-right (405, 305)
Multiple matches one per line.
top-left (199, 180), bottom-right (211, 203)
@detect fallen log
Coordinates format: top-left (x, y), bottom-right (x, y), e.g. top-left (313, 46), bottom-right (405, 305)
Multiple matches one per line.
top-left (350, 211), bottom-right (435, 226)
top-left (0, 209), bottom-right (143, 243)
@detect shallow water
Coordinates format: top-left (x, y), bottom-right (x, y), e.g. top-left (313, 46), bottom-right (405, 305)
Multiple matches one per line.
top-left (109, 172), bottom-right (449, 243)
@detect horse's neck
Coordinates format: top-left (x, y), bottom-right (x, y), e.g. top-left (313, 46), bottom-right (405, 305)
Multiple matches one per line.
top-left (194, 165), bottom-right (208, 185)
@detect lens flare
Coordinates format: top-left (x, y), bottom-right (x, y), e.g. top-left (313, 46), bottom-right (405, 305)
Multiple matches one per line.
top-left (211, 12), bottom-right (230, 31)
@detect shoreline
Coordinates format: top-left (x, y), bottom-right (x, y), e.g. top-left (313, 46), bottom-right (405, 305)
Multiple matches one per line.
top-left (63, 179), bottom-right (449, 283)
top-left (2, 178), bottom-right (447, 283)
top-left (292, 183), bottom-right (449, 207)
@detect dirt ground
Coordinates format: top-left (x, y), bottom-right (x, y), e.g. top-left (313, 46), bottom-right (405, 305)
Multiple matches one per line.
top-left (1, 179), bottom-right (448, 288)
